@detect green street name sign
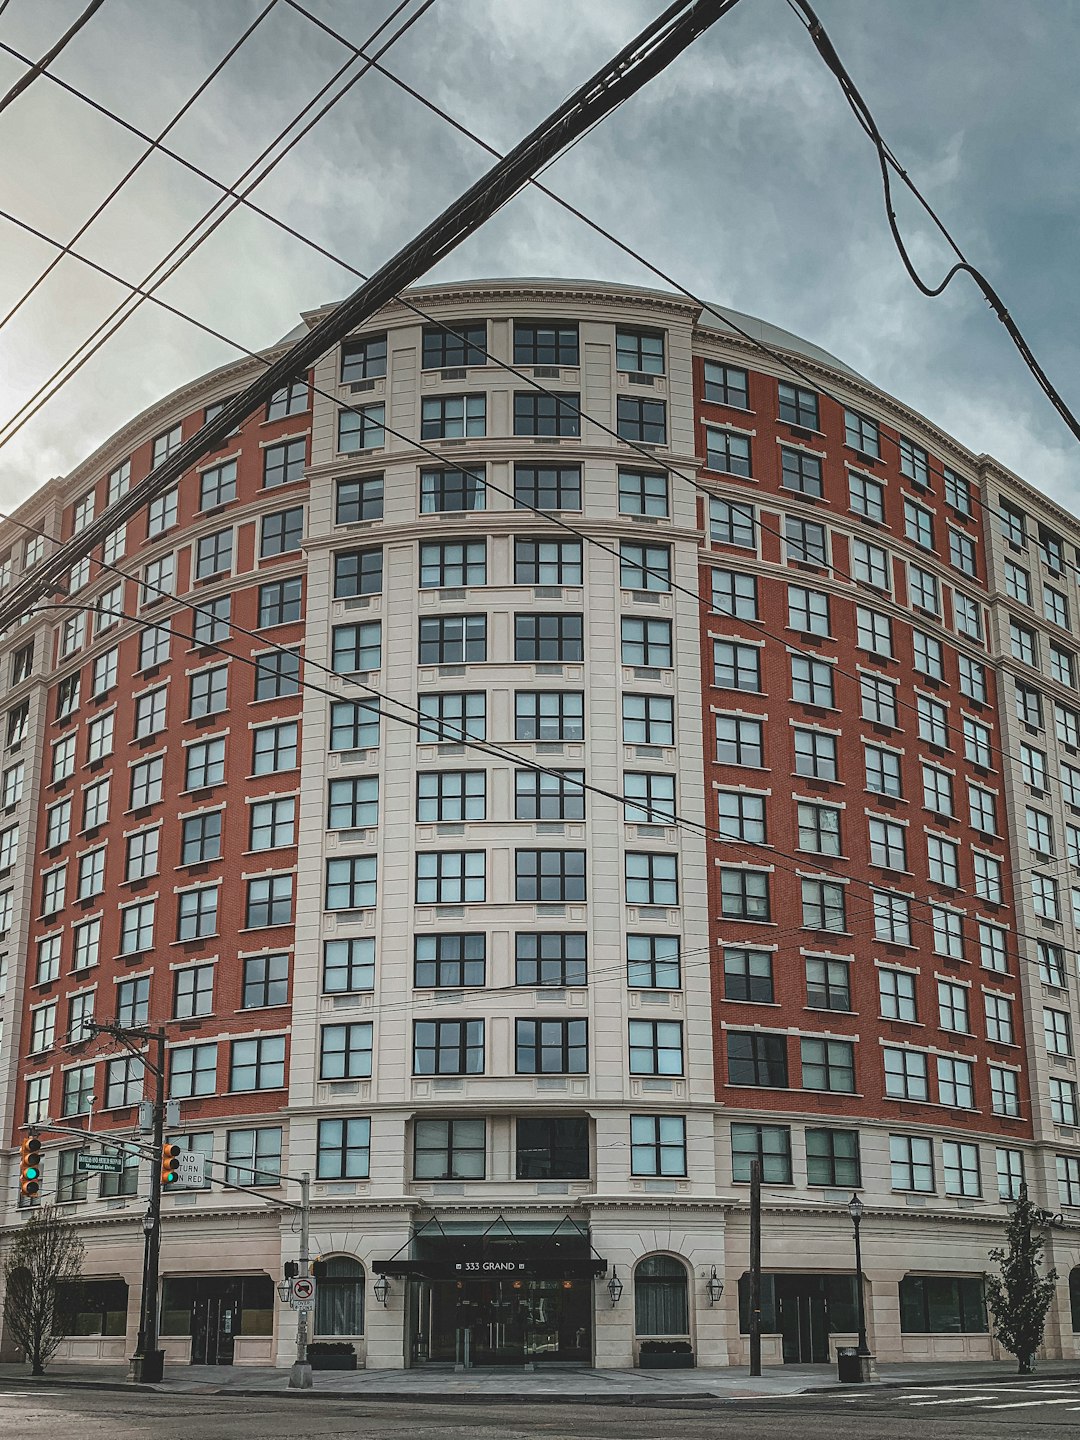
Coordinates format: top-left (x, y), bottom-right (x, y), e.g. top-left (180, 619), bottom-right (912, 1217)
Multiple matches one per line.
top-left (77, 1152), bottom-right (124, 1173)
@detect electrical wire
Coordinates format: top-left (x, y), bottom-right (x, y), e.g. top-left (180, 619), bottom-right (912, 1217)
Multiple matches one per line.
top-left (0, 0), bottom-right (436, 452)
top-left (0, 0), bottom-right (283, 336)
top-left (0, 0), bottom-right (105, 115)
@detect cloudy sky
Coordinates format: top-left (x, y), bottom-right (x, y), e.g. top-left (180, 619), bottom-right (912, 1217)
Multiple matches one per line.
top-left (1, 0), bottom-right (1079, 513)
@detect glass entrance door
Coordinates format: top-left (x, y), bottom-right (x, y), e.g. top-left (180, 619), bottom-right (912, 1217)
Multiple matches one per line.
top-left (411, 1278), bottom-right (591, 1366)
top-left (776, 1276), bottom-right (829, 1364)
top-left (190, 1289), bottom-right (236, 1365)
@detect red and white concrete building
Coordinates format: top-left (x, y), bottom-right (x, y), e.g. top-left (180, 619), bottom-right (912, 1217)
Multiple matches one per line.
top-left (0, 278), bottom-right (1077, 1370)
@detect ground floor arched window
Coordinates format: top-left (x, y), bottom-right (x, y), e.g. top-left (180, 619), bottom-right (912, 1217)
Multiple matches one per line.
top-left (634, 1255), bottom-right (689, 1335)
top-left (315, 1257), bottom-right (365, 1337)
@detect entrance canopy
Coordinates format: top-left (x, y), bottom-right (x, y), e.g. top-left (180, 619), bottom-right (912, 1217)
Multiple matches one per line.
top-left (373, 1212), bottom-right (608, 1282)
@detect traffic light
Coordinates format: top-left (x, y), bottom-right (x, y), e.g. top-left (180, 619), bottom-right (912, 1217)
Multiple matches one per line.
top-left (160, 1142), bottom-right (180, 1188)
top-left (19, 1136), bottom-right (42, 1199)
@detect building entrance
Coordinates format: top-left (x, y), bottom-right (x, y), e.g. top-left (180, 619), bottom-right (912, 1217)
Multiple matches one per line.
top-left (739, 1271), bottom-right (858, 1364)
top-left (160, 1275), bottom-right (274, 1365)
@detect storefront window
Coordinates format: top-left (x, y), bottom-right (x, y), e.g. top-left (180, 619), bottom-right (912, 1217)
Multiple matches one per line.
top-left (899, 1275), bottom-right (988, 1333)
top-left (315, 1257), bottom-right (365, 1337)
top-left (634, 1255), bottom-right (689, 1336)
top-left (1070, 1267), bottom-right (1080, 1332)
top-left (54, 1279), bottom-right (128, 1336)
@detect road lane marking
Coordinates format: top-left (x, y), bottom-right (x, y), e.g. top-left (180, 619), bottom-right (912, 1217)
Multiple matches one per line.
top-left (910, 1396), bottom-right (997, 1405)
top-left (981, 1398), bottom-right (1080, 1409)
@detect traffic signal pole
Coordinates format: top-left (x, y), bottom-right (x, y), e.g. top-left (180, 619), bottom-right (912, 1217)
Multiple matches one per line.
top-left (289, 1172), bottom-right (312, 1391)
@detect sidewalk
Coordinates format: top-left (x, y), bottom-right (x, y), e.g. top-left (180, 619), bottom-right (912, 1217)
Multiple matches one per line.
top-left (0, 1357), bottom-right (1077, 1402)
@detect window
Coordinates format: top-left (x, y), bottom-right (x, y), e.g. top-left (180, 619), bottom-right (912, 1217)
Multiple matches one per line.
top-left (801, 877), bottom-right (846, 932)
top-left (326, 856), bottom-right (378, 910)
top-left (722, 947), bottom-right (773, 1002)
top-left (714, 641), bottom-right (761, 692)
top-left (333, 548), bottom-right (382, 599)
top-left (194, 529), bottom-right (232, 580)
top-left (415, 1118), bottom-right (487, 1180)
top-left (996, 1148), bottom-right (1024, 1201)
top-left (226, 1127), bottom-right (282, 1186)
top-left (913, 631), bottom-right (943, 681)
top-left (780, 447), bottom-right (823, 496)
top-left (849, 540), bottom-right (891, 593)
top-left (866, 745), bottom-right (903, 798)
top-left (900, 1275), bottom-right (989, 1334)
top-left (134, 686), bottom-right (166, 738)
top-left (139, 622), bottom-right (172, 669)
top-left (421, 541), bottom-right (487, 588)
top-left (1045, 585), bottom-right (1070, 629)
top-left (1010, 620), bottom-right (1038, 666)
top-left (620, 541), bottom-right (671, 592)
top-left (418, 691), bottom-right (485, 743)
top-left (861, 674), bottom-right (898, 726)
top-left (330, 700), bottom-right (380, 751)
top-left (958, 655), bottom-right (986, 703)
top-left (414, 1019), bottom-right (484, 1075)
top-left (1051, 1078), bottom-right (1079, 1126)
top-left (625, 852), bottom-right (678, 906)
top-left (325, 777), bottom-right (380, 835)
top-left (990, 1065), bottom-right (1020, 1117)
top-left (253, 650), bottom-right (300, 701)
top-left (418, 614), bottom-right (486, 665)
top-left (801, 1037), bottom-right (855, 1092)
top-left (1, 761), bottom-right (23, 807)
top-left (806, 956), bottom-right (850, 1010)
top-left (727, 1031), bottom-right (787, 1087)
top-left (414, 933), bottom-right (485, 988)
top-left (515, 1116), bottom-right (590, 1180)
top-left (785, 517), bottom-right (827, 566)
top-left (937, 979), bottom-right (969, 1034)
top-left (705, 426), bottom-right (751, 476)
top-left (932, 905), bottom-right (964, 961)
top-left (712, 568), bottom-right (757, 620)
top-left (316, 1118), bottom-right (371, 1181)
top-left (719, 791), bottom-right (764, 848)
top-left (890, 1134), bottom-right (934, 1192)
top-left (515, 848), bottom-right (585, 902)
top-left (963, 717), bottom-right (992, 768)
top-left (791, 654), bottom-right (834, 707)
top-left (421, 393), bottom-right (485, 439)
top-left (849, 471), bottom-right (885, 521)
top-left (884, 1046), bottom-right (928, 1100)
top-left (251, 796), bottom-right (297, 849)
top-left (514, 320), bottom-right (578, 365)
top-left (1058, 1156), bottom-right (1080, 1207)
top-left (917, 695), bottom-right (949, 747)
top-left (77, 848), bottom-right (106, 900)
top-left (125, 826), bottom-right (158, 881)
top-left (794, 728), bottom-right (837, 781)
top-left (420, 465), bottom-right (485, 513)
top-left (731, 1123), bottom-right (792, 1183)
top-left (177, 885), bottom-right (218, 940)
top-left (108, 459), bottom-right (131, 504)
top-left (119, 900), bottom-right (154, 955)
top-left (56, 1147), bottom-right (89, 1203)
top-left (857, 607), bottom-right (893, 657)
top-left (630, 1115), bottom-right (686, 1177)
top-left (189, 666), bottom-right (228, 718)
top-left (621, 616), bottom-right (671, 668)
top-left (806, 1129), bottom-right (861, 1187)
top-left (968, 784), bottom-right (997, 835)
top-left (1045, 1008), bottom-right (1073, 1056)
top-left (776, 381), bottom-right (819, 429)
top-left (336, 473), bottom-right (383, 522)
top-left (230, 1035), bottom-right (286, 1091)
top-left (973, 851), bottom-right (1002, 904)
top-left (616, 328), bottom-right (665, 374)
top-left (797, 803), bottom-right (841, 855)
top-left (1052, 642), bottom-right (1076, 688)
top-left (844, 408), bottom-right (880, 457)
top-left (515, 463), bottom-right (584, 515)
top-left (242, 952), bottom-right (289, 1009)
top-left (263, 441), bottom-right (307, 490)
top-left (1039, 941), bottom-right (1066, 987)
top-left (709, 496), bottom-right (756, 548)
top-left (324, 938), bottom-right (376, 993)
top-left (879, 967), bottom-right (917, 1022)
top-left (617, 395), bottom-right (666, 444)
top-left (415, 850), bottom-right (483, 904)
top-left (720, 868), bottom-right (770, 921)
top-left (1005, 560), bottom-right (1031, 605)
top-left (246, 874), bottom-right (293, 927)
top-left (628, 934), bottom-right (681, 990)
top-left (341, 332), bottom-right (387, 381)
top-left (41, 864), bottom-right (66, 915)
top-left (869, 817), bottom-right (906, 869)
top-left (898, 436), bottom-right (930, 487)
top-left (72, 920), bottom-right (99, 973)
top-left (516, 768), bottom-right (584, 822)
top-left (625, 694), bottom-right (675, 746)
top-left (260, 507), bottom-right (304, 557)
top-left (185, 738), bottom-right (224, 791)
top-left (515, 932), bottom-right (586, 987)
top-left (147, 487), bottom-right (178, 536)
top-left (174, 964), bottom-right (214, 1019)
top-left (417, 770), bottom-right (484, 823)
top-left (702, 361), bottom-right (749, 408)
top-left (514, 391), bottom-right (580, 437)
top-left (515, 610), bottom-right (584, 659)
top-left (949, 528), bottom-right (977, 576)
top-left (908, 564), bottom-right (940, 613)
top-left (1016, 682), bottom-right (1042, 728)
top-left (619, 469), bottom-right (668, 517)
top-left (1040, 525), bottom-right (1065, 572)
top-left (515, 690), bottom-right (583, 741)
top-left (252, 722), bottom-right (298, 774)
top-left (169, 1043), bottom-right (216, 1099)
top-left (621, 772), bottom-right (675, 826)
top-left (337, 403), bottom-right (384, 452)
top-left (788, 585), bottom-right (829, 636)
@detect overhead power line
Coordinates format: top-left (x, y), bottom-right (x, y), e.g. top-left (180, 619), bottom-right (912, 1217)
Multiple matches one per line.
top-left (0, 0), bottom-right (105, 115)
top-left (0, 0), bottom-right (737, 637)
top-left (0, 0), bottom-right (282, 336)
top-left (785, 0), bottom-right (1080, 448)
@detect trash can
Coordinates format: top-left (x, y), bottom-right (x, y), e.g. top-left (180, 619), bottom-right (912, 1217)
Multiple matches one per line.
top-left (837, 1347), bottom-right (864, 1383)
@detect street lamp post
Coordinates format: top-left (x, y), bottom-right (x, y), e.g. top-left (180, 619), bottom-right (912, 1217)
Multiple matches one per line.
top-left (847, 1193), bottom-right (871, 1366)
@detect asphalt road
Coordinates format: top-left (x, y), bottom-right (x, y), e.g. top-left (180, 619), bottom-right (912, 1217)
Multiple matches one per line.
top-left (3, 1378), bottom-right (1080, 1439)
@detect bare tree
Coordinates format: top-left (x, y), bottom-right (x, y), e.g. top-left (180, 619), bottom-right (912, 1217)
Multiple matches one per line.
top-left (2, 1205), bottom-right (85, 1375)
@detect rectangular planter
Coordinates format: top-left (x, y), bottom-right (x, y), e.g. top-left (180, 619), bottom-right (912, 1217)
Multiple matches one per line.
top-left (310, 1353), bottom-right (357, 1371)
top-left (639, 1352), bottom-right (695, 1369)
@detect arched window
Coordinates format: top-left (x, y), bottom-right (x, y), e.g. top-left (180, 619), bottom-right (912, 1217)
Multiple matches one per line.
top-left (315, 1257), bottom-right (365, 1337)
top-left (634, 1255), bottom-right (689, 1336)
top-left (1070, 1267), bottom-right (1080, 1334)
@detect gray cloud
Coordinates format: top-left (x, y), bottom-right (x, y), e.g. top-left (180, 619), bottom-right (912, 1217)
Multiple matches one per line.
top-left (0, 0), bottom-right (1078, 510)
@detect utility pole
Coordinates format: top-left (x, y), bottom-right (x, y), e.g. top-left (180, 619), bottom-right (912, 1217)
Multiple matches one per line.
top-left (749, 1159), bottom-right (761, 1377)
top-left (86, 1021), bottom-right (167, 1383)
top-left (289, 1172), bottom-right (312, 1391)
